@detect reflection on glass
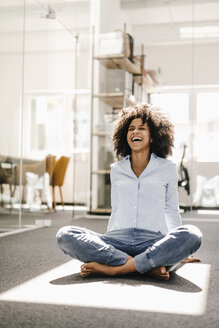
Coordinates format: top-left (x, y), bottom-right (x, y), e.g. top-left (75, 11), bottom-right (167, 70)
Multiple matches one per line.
top-left (97, 174), bottom-right (111, 210)
top-left (0, 158), bottom-right (17, 210)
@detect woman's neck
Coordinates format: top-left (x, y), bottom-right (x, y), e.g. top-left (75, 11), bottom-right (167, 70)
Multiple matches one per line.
top-left (130, 150), bottom-right (151, 178)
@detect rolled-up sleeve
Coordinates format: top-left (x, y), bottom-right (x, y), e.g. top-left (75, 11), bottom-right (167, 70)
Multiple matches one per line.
top-left (165, 163), bottom-right (182, 231)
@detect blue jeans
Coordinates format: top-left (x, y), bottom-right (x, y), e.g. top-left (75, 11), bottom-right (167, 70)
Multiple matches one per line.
top-left (56, 225), bottom-right (202, 274)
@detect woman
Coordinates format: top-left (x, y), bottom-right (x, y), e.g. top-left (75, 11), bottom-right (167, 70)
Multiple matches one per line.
top-left (56, 104), bottom-right (202, 280)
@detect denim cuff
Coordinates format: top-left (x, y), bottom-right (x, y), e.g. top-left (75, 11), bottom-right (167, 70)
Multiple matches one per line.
top-left (106, 248), bottom-right (128, 266)
top-left (134, 250), bottom-right (154, 274)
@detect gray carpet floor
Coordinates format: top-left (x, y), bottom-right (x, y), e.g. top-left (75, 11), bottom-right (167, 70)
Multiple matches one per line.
top-left (0, 210), bottom-right (218, 328)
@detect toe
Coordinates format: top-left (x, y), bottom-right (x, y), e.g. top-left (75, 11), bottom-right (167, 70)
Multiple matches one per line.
top-left (80, 271), bottom-right (90, 277)
top-left (160, 267), bottom-right (167, 274)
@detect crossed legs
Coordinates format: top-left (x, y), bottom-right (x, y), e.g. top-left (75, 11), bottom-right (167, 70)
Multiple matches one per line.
top-left (56, 225), bottom-right (202, 280)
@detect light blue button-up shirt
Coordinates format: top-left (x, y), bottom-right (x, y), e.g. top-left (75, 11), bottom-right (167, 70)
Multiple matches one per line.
top-left (107, 153), bottom-right (182, 234)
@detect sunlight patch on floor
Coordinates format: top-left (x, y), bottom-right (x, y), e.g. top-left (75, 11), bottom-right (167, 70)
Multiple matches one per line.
top-left (0, 260), bottom-right (211, 315)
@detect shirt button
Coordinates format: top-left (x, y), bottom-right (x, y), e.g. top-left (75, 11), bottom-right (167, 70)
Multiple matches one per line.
top-left (134, 206), bottom-right (137, 209)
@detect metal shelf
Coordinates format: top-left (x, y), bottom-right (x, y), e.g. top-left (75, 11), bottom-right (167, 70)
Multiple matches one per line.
top-left (93, 92), bottom-right (135, 108)
top-left (92, 132), bottom-right (112, 136)
top-left (92, 170), bottom-right (110, 175)
top-left (94, 54), bottom-right (141, 75)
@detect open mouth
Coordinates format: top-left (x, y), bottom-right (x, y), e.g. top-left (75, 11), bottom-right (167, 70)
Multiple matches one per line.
top-left (131, 137), bottom-right (142, 142)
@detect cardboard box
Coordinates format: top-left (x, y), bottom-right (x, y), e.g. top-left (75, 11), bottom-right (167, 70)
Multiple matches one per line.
top-left (98, 31), bottom-right (130, 57)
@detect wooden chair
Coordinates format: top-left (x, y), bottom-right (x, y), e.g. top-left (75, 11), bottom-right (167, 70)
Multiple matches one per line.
top-left (46, 154), bottom-right (56, 185)
top-left (51, 156), bottom-right (70, 210)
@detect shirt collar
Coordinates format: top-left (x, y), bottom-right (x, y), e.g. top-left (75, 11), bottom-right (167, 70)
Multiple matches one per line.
top-left (118, 153), bottom-right (159, 178)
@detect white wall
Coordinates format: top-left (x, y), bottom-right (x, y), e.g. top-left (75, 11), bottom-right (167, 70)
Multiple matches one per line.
top-left (143, 43), bottom-right (219, 86)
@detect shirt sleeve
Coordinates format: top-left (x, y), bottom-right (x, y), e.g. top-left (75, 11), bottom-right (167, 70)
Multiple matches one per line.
top-left (110, 165), bottom-right (117, 210)
top-left (107, 165), bottom-right (118, 232)
top-left (165, 163), bottom-right (182, 231)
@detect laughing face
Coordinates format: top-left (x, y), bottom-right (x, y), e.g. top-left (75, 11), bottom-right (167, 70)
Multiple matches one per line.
top-left (127, 118), bottom-right (152, 153)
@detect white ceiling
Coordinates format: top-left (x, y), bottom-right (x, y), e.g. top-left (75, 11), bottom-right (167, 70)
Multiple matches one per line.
top-left (126, 1), bottom-right (219, 46)
top-left (0, 0), bottom-right (218, 46)
top-left (0, 0), bottom-right (88, 7)
top-left (120, 0), bottom-right (219, 9)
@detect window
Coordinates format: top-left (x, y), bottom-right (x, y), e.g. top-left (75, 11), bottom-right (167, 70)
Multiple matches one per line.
top-left (195, 92), bottom-right (219, 162)
top-left (151, 93), bottom-right (189, 162)
top-left (29, 93), bottom-right (90, 157)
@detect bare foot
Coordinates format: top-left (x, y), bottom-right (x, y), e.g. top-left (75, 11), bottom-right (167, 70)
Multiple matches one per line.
top-left (80, 256), bottom-right (136, 277)
top-left (80, 259), bottom-right (170, 281)
top-left (80, 262), bottom-right (117, 277)
top-left (146, 266), bottom-right (170, 280)
top-left (182, 255), bottom-right (201, 263)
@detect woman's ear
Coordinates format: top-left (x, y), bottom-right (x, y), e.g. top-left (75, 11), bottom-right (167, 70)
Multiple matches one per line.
top-left (150, 138), bottom-right (153, 143)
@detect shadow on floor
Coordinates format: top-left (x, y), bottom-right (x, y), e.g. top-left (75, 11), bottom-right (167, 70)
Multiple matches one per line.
top-left (50, 268), bottom-right (202, 293)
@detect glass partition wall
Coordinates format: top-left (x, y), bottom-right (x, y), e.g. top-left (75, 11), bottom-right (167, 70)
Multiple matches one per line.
top-left (0, 2), bottom-right (25, 233)
top-left (0, 0), bottom-right (91, 234)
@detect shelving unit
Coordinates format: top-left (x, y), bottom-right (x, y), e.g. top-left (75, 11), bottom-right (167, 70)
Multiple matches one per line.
top-left (94, 54), bottom-right (141, 74)
top-left (89, 25), bottom-right (156, 214)
top-left (93, 92), bottom-right (135, 108)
